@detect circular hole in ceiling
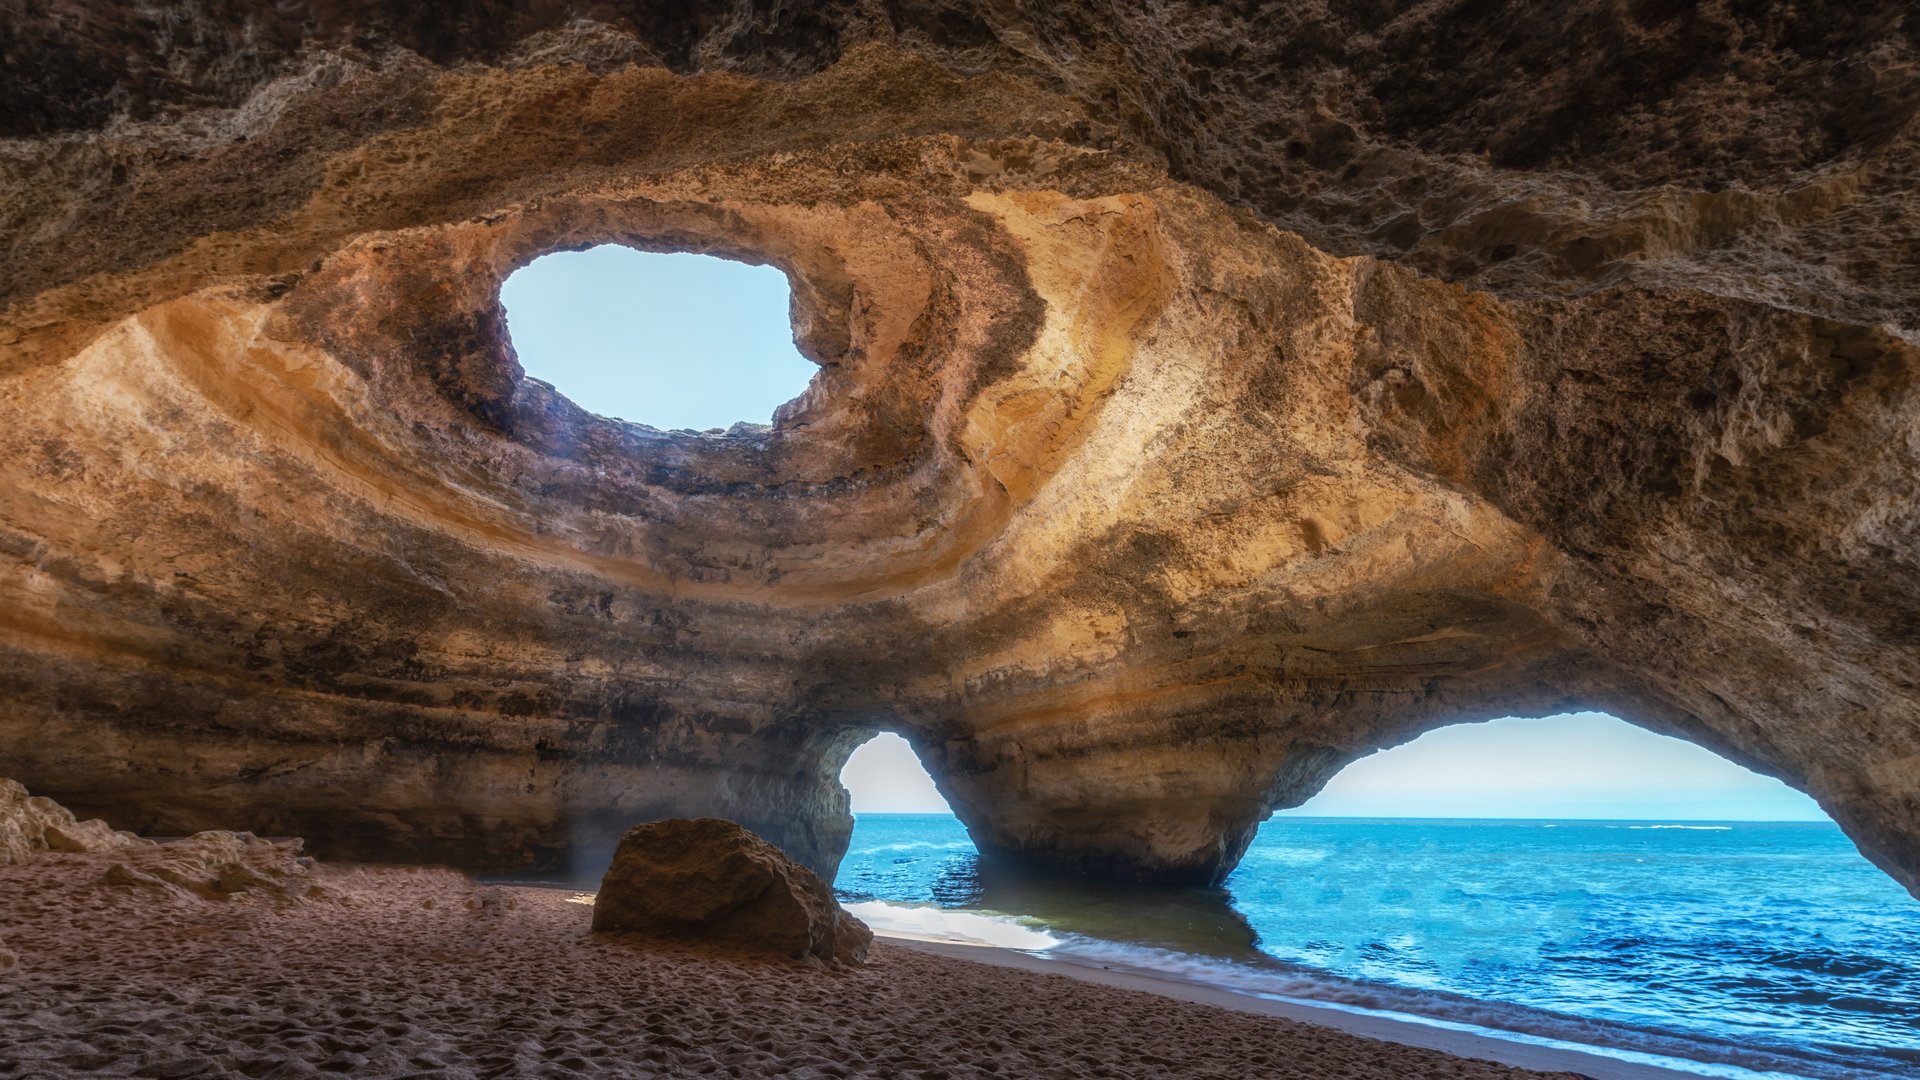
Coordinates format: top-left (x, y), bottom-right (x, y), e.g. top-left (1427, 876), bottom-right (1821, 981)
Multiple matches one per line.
top-left (501, 245), bottom-right (816, 431)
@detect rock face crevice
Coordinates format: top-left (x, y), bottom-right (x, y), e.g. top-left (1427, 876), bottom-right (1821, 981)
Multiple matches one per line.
top-left (2, 5), bottom-right (1915, 894)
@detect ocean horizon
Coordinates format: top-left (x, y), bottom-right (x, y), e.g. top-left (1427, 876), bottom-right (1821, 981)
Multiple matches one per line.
top-left (834, 812), bottom-right (1920, 1080)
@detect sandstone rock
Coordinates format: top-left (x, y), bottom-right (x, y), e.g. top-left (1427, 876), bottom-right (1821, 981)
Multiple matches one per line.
top-left (102, 862), bottom-right (173, 892)
top-left (43, 818), bottom-right (145, 855)
top-left (0, 7), bottom-right (1916, 901)
top-left (1, 777), bottom-right (316, 903)
top-left (103, 831), bottom-right (315, 903)
top-left (1, 780), bottom-right (144, 864)
top-left (2, 780), bottom-right (52, 865)
top-left (593, 819), bottom-right (872, 966)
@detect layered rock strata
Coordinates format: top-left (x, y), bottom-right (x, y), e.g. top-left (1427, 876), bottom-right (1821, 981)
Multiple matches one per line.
top-left (0, 4), bottom-right (1915, 894)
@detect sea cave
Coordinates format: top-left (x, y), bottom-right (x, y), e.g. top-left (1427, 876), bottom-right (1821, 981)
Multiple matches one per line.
top-left (2, 4), bottom-right (1917, 1079)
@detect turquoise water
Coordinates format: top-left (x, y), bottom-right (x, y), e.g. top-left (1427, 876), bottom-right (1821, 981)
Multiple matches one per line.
top-left (833, 814), bottom-right (1920, 1080)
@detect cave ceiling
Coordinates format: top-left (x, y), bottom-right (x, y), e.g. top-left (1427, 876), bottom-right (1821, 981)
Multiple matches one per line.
top-left (0, 2), bottom-right (1915, 895)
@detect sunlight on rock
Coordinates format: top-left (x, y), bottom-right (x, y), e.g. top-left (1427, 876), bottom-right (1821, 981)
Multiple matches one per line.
top-left (5, 6), bottom-right (1920, 1079)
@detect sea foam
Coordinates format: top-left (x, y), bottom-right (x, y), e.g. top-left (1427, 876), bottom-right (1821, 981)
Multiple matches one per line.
top-left (836, 815), bottom-right (1920, 1080)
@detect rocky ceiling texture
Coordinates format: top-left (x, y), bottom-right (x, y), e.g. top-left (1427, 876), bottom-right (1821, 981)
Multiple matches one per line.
top-left (1, 2), bottom-right (1915, 894)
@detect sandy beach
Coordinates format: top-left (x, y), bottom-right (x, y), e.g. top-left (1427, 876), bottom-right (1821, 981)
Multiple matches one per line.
top-left (0, 851), bottom-right (1704, 1080)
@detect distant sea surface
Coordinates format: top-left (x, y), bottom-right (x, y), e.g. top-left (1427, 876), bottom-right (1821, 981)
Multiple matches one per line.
top-left (833, 815), bottom-right (1920, 1080)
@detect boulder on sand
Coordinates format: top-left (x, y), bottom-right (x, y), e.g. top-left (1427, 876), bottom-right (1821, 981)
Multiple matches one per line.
top-left (592, 818), bottom-right (872, 966)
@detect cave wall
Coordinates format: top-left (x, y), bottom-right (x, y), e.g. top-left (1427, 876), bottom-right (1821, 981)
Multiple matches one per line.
top-left (1, 2), bottom-right (1914, 893)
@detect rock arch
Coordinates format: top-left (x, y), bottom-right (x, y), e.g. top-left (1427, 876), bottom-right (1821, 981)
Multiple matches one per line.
top-left (1, 6), bottom-right (1915, 900)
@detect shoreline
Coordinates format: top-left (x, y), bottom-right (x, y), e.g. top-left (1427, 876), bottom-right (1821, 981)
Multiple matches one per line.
top-left (475, 883), bottom-right (1847, 1080)
top-left (879, 932), bottom-right (1708, 1080)
top-left (2, 857), bottom-right (1608, 1079)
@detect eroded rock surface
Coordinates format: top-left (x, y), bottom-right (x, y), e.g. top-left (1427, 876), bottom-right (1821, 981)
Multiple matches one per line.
top-left (1, 779), bottom-right (317, 903)
top-left (2, 779), bottom-right (145, 865)
top-left (594, 818), bottom-right (872, 965)
top-left (0, 5), bottom-right (1915, 894)
top-left (101, 831), bottom-right (319, 904)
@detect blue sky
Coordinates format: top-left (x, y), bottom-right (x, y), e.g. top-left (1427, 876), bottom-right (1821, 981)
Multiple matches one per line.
top-left (504, 248), bottom-right (1829, 825)
top-left (500, 246), bottom-right (816, 431)
top-left (1274, 712), bottom-right (1825, 821)
top-left (841, 716), bottom-right (1827, 820)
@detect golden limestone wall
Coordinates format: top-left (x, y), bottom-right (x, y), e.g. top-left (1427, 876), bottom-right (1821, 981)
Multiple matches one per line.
top-left (2, 4), bottom-right (1915, 893)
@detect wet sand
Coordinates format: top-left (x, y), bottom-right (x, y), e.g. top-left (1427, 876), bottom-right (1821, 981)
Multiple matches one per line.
top-left (3, 855), bottom-right (1647, 1079)
top-left (890, 938), bottom-right (1706, 1080)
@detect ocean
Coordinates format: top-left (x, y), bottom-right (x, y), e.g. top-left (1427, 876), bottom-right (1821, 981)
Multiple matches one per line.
top-left (832, 814), bottom-right (1920, 1080)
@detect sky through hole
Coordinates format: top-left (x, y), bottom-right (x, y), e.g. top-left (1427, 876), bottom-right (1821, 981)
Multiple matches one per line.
top-left (501, 245), bottom-right (816, 431)
top-left (503, 252), bottom-right (1827, 826)
top-left (841, 715), bottom-right (1827, 820)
